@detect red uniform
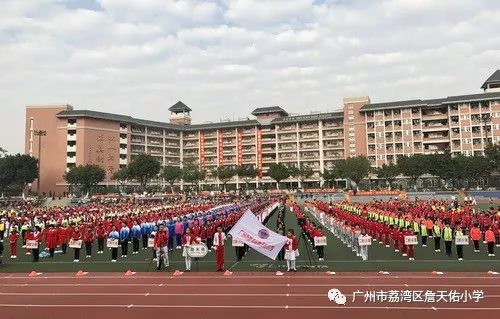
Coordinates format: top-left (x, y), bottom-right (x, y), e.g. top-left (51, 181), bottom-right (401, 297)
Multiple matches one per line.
top-left (154, 230), bottom-right (168, 249)
top-left (83, 231), bottom-right (94, 243)
top-left (9, 232), bottom-right (19, 257)
top-left (45, 228), bottom-right (58, 249)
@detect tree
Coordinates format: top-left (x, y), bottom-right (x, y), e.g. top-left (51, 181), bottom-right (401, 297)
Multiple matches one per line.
top-left (268, 163), bottom-right (290, 189)
top-left (0, 147), bottom-right (7, 157)
top-left (237, 165), bottom-right (259, 189)
top-left (376, 163), bottom-right (399, 189)
top-left (64, 164), bottom-right (106, 195)
top-left (127, 154), bottom-right (161, 188)
top-left (182, 160), bottom-right (205, 191)
top-left (397, 154), bottom-right (429, 190)
top-left (339, 156), bottom-right (371, 191)
top-left (0, 154), bottom-right (38, 195)
top-left (112, 166), bottom-right (129, 184)
top-left (485, 143), bottom-right (500, 174)
top-left (213, 165), bottom-right (237, 191)
top-left (161, 165), bottom-right (183, 192)
top-left (289, 164), bottom-right (314, 189)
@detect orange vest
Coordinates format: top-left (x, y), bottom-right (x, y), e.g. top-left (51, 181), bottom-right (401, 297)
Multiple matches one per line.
top-left (485, 230), bottom-right (495, 242)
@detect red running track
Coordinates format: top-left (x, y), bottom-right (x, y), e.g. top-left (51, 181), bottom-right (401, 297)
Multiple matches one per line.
top-left (0, 272), bottom-right (499, 319)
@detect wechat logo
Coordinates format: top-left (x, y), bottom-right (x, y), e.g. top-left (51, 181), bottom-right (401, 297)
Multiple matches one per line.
top-left (328, 288), bottom-right (347, 305)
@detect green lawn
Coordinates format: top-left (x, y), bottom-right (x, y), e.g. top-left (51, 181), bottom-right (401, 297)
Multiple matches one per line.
top-left (1, 205), bottom-right (499, 272)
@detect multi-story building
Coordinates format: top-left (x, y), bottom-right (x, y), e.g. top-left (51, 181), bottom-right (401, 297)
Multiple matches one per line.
top-left (25, 70), bottom-right (500, 194)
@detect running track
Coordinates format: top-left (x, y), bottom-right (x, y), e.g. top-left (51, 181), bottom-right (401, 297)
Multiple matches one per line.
top-left (0, 272), bottom-right (499, 319)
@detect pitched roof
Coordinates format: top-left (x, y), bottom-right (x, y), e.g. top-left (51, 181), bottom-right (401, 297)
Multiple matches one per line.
top-left (251, 106), bottom-right (288, 116)
top-left (481, 70), bottom-right (500, 89)
top-left (360, 91), bottom-right (500, 111)
top-left (168, 101), bottom-right (192, 113)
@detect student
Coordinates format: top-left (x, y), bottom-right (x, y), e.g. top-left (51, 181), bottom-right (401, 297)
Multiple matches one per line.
top-left (26, 226), bottom-right (42, 262)
top-left (71, 227), bottom-right (83, 262)
top-left (212, 226), bottom-right (226, 271)
top-left (182, 227), bottom-right (199, 271)
top-left (167, 220), bottom-right (175, 252)
top-left (8, 229), bottom-right (19, 259)
top-left (442, 223), bottom-right (453, 257)
top-left (140, 220), bottom-right (149, 250)
top-left (420, 220), bottom-right (428, 247)
top-left (119, 222), bottom-right (130, 258)
top-left (432, 223), bottom-right (442, 252)
top-left (154, 224), bottom-right (169, 271)
top-left (59, 224), bottom-right (69, 254)
top-left (359, 231), bottom-right (370, 261)
top-left (206, 221), bottom-right (215, 252)
top-left (108, 226), bottom-right (119, 262)
top-left (96, 223), bottom-right (106, 254)
top-left (84, 228), bottom-right (94, 258)
top-left (131, 221), bottom-right (141, 254)
top-left (150, 225), bottom-right (158, 261)
top-left (485, 226), bottom-right (496, 257)
top-left (314, 226), bottom-right (325, 261)
top-left (44, 224), bottom-right (58, 258)
top-left (175, 218), bottom-right (184, 249)
top-left (277, 229), bottom-right (285, 261)
top-left (405, 226), bottom-right (415, 261)
top-left (455, 226), bottom-right (465, 261)
top-left (470, 224), bottom-right (481, 253)
top-left (285, 229), bottom-right (299, 272)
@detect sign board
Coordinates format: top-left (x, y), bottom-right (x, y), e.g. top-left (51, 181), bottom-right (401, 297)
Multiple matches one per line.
top-left (314, 236), bottom-right (327, 246)
top-left (232, 238), bottom-right (245, 247)
top-left (455, 235), bottom-right (469, 246)
top-left (358, 236), bottom-right (372, 246)
top-left (26, 240), bottom-right (38, 249)
top-left (69, 239), bottom-right (82, 249)
top-left (404, 235), bottom-right (418, 245)
top-left (107, 238), bottom-right (119, 248)
top-left (187, 243), bottom-right (208, 258)
top-left (147, 238), bottom-right (155, 248)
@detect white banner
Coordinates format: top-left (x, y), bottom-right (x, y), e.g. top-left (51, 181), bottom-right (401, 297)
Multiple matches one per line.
top-left (229, 210), bottom-right (288, 260)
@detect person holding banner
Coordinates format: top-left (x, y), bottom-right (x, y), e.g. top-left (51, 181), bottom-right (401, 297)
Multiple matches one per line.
top-left (108, 226), bottom-right (119, 262)
top-left (71, 227), bottom-right (83, 262)
top-left (285, 229), bottom-right (299, 272)
top-left (26, 226), bottom-right (42, 262)
top-left (314, 226), bottom-right (325, 261)
top-left (182, 227), bottom-right (200, 271)
top-left (405, 226), bottom-right (415, 261)
top-left (154, 224), bottom-right (169, 271)
top-left (212, 226), bottom-right (226, 271)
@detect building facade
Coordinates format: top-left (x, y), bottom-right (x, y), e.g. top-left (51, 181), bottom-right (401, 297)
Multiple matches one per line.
top-left (25, 70), bottom-right (500, 194)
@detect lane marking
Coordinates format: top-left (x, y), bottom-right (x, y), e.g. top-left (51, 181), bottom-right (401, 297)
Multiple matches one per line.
top-left (432, 307), bottom-right (437, 311)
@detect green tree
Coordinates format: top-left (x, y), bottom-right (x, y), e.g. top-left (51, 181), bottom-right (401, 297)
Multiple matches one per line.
top-left (485, 143), bottom-right (500, 174)
top-left (112, 166), bottom-right (129, 184)
top-left (161, 165), bottom-right (183, 193)
top-left (127, 154), bottom-right (161, 188)
top-left (268, 163), bottom-right (290, 189)
top-left (213, 165), bottom-right (237, 191)
top-left (182, 161), bottom-right (205, 191)
top-left (397, 154), bottom-right (429, 190)
top-left (64, 164), bottom-right (106, 195)
top-left (339, 156), bottom-right (371, 191)
top-left (237, 165), bottom-right (259, 189)
top-left (289, 164), bottom-right (314, 189)
top-left (376, 163), bottom-right (399, 189)
top-left (0, 154), bottom-right (38, 195)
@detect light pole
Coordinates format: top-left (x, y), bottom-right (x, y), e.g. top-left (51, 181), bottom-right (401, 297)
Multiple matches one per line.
top-left (33, 130), bottom-right (47, 194)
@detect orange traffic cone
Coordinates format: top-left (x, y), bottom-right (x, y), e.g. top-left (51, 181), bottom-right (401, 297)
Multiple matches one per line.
top-left (223, 270), bottom-right (233, 276)
top-left (173, 270), bottom-right (183, 276)
top-left (75, 270), bottom-right (87, 277)
top-left (28, 271), bottom-right (38, 277)
top-left (124, 270), bottom-right (135, 276)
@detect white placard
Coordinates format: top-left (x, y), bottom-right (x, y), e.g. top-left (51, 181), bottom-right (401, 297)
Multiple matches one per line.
top-left (232, 238), bottom-right (245, 247)
top-left (358, 236), bottom-right (372, 246)
top-left (26, 240), bottom-right (38, 249)
top-left (404, 235), bottom-right (418, 245)
top-left (314, 236), bottom-right (327, 246)
top-left (187, 243), bottom-right (208, 258)
top-left (147, 238), bottom-right (155, 248)
top-left (455, 235), bottom-right (469, 246)
top-left (107, 238), bottom-right (119, 248)
top-left (69, 239), bottom-right (82, 249)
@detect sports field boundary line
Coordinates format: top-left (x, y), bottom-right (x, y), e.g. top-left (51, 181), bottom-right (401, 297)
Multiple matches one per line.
top-left (0, 304), bottom-right (498, 311)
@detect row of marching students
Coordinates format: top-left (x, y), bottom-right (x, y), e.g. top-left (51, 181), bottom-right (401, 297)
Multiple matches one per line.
top-left (315, 200), bottom-right (498, 261)
top-left (292, 204), bottom-right (326, 261)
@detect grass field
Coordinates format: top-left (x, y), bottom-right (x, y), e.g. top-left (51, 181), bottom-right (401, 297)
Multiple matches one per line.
top-left (0, 204), bottom-right (499, 272)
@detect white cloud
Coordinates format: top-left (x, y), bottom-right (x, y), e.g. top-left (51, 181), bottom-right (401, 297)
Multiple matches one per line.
top-left (0, 0), bottom-right (500, 154)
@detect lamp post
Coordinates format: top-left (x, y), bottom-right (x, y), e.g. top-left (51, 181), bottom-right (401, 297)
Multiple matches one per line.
top-left (33, 130), bottom-right (47, 194)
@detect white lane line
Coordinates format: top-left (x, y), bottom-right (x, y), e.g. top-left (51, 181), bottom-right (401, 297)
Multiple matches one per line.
top-left (432, 307), bottom-right (437, 311)
top-left (127, 304), bottom-right (133, 309)
top-left (0, 304), bottom-right (498, 311)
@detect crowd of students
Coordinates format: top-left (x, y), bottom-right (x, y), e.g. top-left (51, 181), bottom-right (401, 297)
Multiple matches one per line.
top-left (313, 199), bottom-right (500, 260)
top-left (0, 197), bottom-right (277, 271)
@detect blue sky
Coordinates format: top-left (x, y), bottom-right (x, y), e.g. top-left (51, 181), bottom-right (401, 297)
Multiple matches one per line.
top-left (0, 0), bottom-right (499, 153)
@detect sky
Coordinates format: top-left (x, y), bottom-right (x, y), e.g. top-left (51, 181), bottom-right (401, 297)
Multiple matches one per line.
top-left (1, 0), bottom-right (499, 154)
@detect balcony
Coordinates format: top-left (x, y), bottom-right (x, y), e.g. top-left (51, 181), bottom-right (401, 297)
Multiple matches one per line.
top-left (131, 138), bottom-right (144, 144)
top-left (300, 134), bottom-right (319, 140)
top-left (183, 142), bottom-right (198, 149)
top-left (278, 135), bottom-right (295, 141)
top-left (119, 137), bottom-right (127, 144)
top-left (67, 122), bottom-right (76, 129)
top-left (299, 124), bottom-right (318, 130)
top-left (166, 132), bottom-right (179, 138)
top-left (242, 148), bottom-right (256, 154)
top-left (242, 138), bottom-right (255, 144)
top-left (66, 145), bottom-right (76, 152)
top-left (323, 142), bottom-right (343, 149)
top-left (241, 129), bottom-right (255, 135)
top-left (119, 126), bottom-right (127, 133)
top-left (422, 111), bottom-right (448, 120)
top-left (279, 155), bottom-right (297, 161)
top-left (119, 158), bottom-right (127, 165)
top-left (184, 134), bottom-right (198, 140)
top-left (204, 141), bottom-right (217, 147)
top-left (66, 155), bottom-right (76, 164)
top-left (222, 131), bottom-right (235, 136)
top-left (131, 128), bottom-right (144, 134)
top-left (262, 138), bottom-right (276, 143)
top-left (278, 125), bottom-right (295, 131)
top-left (149, 130), bottom-right (162, 136)
top-left (67, 134), bottom-right (77, 142)
top-left (166, 142), bottom-right (179, 147)
top-left (148, 139), bottom-right (162, 146)
top-left (300, 143), bottom-right (319, 149)
top-left (120, 147), bottom-right (127, 155)
top-left (262, 147), bottom-right (276, 153)
top-left (422, 123), bottom-right (449, 131)
top-left (323, 121), bottom-right (342, 128)
top-left (323, 132), bottom-right (343, 139)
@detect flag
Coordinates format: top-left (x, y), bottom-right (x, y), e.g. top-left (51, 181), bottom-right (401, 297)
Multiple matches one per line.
top-left (229, 210), bottom-right (288, 260)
